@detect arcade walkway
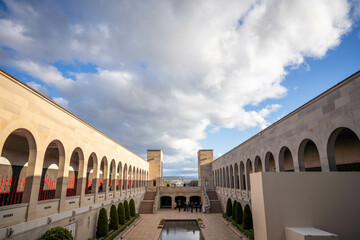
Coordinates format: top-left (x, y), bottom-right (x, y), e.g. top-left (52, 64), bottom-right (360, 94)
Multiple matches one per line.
top-left (121, 209), bottom-right (241, 240)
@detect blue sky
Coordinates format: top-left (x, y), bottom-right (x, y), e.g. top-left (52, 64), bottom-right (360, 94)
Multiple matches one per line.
top-left (0, 0), bottom-right (359, 177)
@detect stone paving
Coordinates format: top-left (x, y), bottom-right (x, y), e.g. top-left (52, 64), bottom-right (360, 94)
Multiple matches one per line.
top-left (121, 209), bottom-right (241, 240)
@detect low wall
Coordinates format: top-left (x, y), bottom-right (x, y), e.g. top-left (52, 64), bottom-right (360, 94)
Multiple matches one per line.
top-left (251, 172), bottom-right (360, 240)
top-left (0, 191), bottom-right (145, 240)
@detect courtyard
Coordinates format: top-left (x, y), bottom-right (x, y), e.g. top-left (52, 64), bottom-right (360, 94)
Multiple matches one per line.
top-left (121, 209), bottom-right (242, 240)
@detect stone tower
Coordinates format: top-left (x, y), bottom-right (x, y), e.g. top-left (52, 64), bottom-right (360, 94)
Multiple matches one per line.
top-left (147, 150), bottom-right (163, 190)
top-left (198, 149), bottom-right (214, 190)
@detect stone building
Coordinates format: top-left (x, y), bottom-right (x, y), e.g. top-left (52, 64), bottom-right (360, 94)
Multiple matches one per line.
top-left (208, 70), bottom-right (360, 239)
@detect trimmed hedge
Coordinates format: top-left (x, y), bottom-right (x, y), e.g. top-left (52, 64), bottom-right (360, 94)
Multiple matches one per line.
top-left (236, 202), bottom-right (243, 225)
top-left (243, 204), bottom-right (253, 230)
top-left (109, 205), bottom-right (119, 230)
top-left (232, 200), bottom-right (237, 220)
top-left (40, 226), bottom-right (73, 240)
top-left (124, 200), bottom-right (130, 221)
top-left (223, 213), bottom-right (254, 240)
top-left (96, 208), bottom-right (109, 238)
top-left (118, 202), bottom-right (125, 225)
top-left (129, 199), bottom-right (136, 217)
top-left (226, 198), bottom-right (232, 217)
top-left (98, 214), bottom-right (139, 240)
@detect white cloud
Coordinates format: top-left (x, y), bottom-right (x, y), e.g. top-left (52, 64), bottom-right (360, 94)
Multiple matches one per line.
top-left (0, 0), bottom-right (356, 175)
top-left (53, 97), bottom-right (69, 109)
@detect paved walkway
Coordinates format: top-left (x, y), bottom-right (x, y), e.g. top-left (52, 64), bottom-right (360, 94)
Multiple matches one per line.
top-left (122, 209), bottom-right (241, 240)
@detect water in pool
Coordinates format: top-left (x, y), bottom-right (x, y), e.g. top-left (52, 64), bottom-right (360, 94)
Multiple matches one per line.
top-left (159, 220), bottom-right (204, 240)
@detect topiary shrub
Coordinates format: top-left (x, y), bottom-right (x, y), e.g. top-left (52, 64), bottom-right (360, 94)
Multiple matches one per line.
top-left (236, 202), bottom-right (243, 225)
top-left (118, 202), bottom-right (126, 225)
top-left (40, 226), bottom-right (73, 240)
top-left (232, 200), bottom-right (237, 220)
top-left (124, 200), bottom-right (131, 221)
top-left (129, 199), bottom-right (136, 217)
top-left (226, 198), bottom-right (232, 217)
top-left (243, 204), bottom-right (253, 230)
top-left (109, 204), bottom-right (119, 230)
top-left (96, 208), bottom-right (109, 238)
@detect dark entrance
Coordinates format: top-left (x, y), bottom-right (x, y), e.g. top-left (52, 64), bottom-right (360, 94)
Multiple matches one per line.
top-left (175, 196), bottom-right (186, 208)
top-left (160, 196), bottom-right (172, 208)
top-left (190, 196), bottom-right (201, 204)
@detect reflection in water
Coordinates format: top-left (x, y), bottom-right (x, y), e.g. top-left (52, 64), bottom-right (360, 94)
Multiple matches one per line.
top-left (159, 220), bottom-right (204, 240)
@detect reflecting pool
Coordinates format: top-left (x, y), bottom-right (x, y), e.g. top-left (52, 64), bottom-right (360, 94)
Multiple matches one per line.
top-left (159, 220), bottom-right (204, 240)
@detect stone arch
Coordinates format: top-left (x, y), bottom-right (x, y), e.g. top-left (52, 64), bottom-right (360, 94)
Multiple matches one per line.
top-left (39, 140), bottom-right (65, 200)
top-left (298, 139), bottom-right (321, 171)
top-left (0, 128), bottom-right (37, 206)
top-left (175, 196), bottom-right (186, 207)
top-left (240, 161), bottom-right (246, 190)
top-left (99, 157), bottom-right (108, 193)
top-left (246, 159), bottom-right (253, 190)
top-left (132, 166), bottom-right (136, 189)
top-left (234, 164), bottom-right (239, 189)
top-left (254, 155), bottom-right (263, 172)
top-left (109, 159), bottom-right (116, 191)
top-left (128, 165), bottom-right (132, 191)
top-left (123, 164), bottom-right (128, 191)
top-left (218, 169), bottom-right (220, 187)
top-left (66, 147), bottom-right (84, 197)
top-left (190, 196), bottom-right (201, 204)
top-left (279, 146), bottom-right (294, 172)
top-left (222, 167), bottom-right (225, 188)
top-left (117, 162), bottom-right (122, 191)
top-left (136, 167), bottom-right (139, 188)
top-left (265, 151), bottom-right (276, 172)
top-left (226, 166), bottom-right (229, 188)
top-left (327, 127), bottom-right (360, 171)
top-left (85, 152), bottom-right (97, 194)
top-left (230, 165), bottom-right (234, 189)
top-left (160, 196), bottom-right (172, 208)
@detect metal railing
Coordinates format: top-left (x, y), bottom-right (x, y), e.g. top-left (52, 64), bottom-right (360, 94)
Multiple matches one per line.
top-left (203, 186), bottom-right (210, 213)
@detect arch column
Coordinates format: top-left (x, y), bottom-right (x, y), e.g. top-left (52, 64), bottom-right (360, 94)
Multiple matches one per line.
top-left (78, 157), bottom-right (87, 207)
top-left (24, 146), bottom-right (43, 221)
top-left (58, 149), bottom-right (71, 212)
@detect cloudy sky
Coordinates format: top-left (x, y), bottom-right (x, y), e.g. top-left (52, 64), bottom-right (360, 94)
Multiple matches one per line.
top-left (1, 0), bottom-right (360, 178)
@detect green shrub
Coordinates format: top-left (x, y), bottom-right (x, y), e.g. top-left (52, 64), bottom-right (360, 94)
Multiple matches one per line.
top-left (96, 208), bottom-right (109, 238)
top-left (129, 199), bottom-right (136, 217)
top-left (102, 214), bottom-right (139, 240)
top-left (223, 214), bottom-right (254, 240)
top-left (236, 202), bottom-right (243, 225)
top-left (40, 226), bottom-right (73, 240)
top-left (124, 200), bottom-right (130, 221)
top-left (118, 202), bottom-right (125, 225)
top-left (243, 204), bottom-right (253, 230)
top-left (232, 200), bottom-right (237, 220)
top-left (226, 198), bottom-right (232, 217)
top-left (109, 205), bottom-right (119, 230)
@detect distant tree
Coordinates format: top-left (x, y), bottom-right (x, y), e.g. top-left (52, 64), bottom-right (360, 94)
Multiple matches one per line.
top-left (226, 198), bottom-right (232, 217)
top-left (124, 200), bottom-right (131, 221)
top-left (232, 200), bottom-right (237, 220)
top-left (109, 204), bottom-right (119, 230)
top-left (96, 208), bottom-right (109, 238)
top-left (236, 202), bottom-right (243, 225)
top-left (243, 204), bottom-right (253, 229)
top-left (130, 199), bottom-right (136, 217)
top-left (188, 180), bottom-right (198, 186)
top-left (40, 226), bottom-right (73, 240)
top-left (118, 202), bottom-right (125, 225)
